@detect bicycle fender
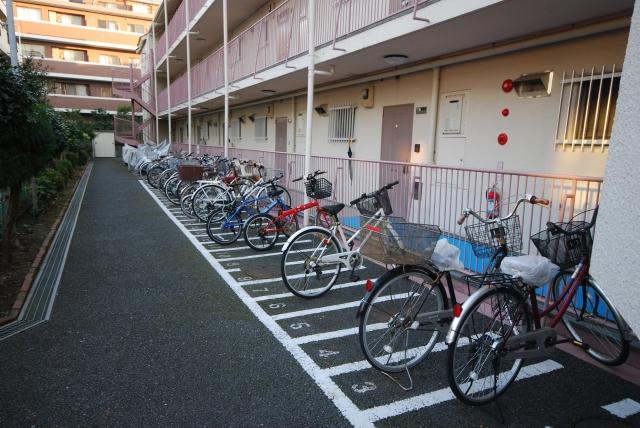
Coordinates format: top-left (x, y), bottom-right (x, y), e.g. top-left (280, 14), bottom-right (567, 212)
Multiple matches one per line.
top-left (281, 226), bottom-right (330, 253)
top-left (445, 285), bottom-right (497, 345)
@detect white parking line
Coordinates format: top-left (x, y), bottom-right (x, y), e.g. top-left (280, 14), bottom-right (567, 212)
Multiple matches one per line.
top-left (222, 248), bottom-right (313, 262)
top-left (360, 360), bottom-right (563, 422)
top-left (238, 266), bottom-right (366, 286)
top-left (253, 281), bottom-right (366, 301)
top-left (602, 398), bottom-right (640, 418)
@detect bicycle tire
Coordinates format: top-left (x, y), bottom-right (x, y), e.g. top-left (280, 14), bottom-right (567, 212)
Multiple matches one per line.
top-left (281, 228), bottom-right (342, 298)
top-left (192, 184), bottom-right (230, 222)
top-left (243, 213), bottom-right (279, 251)
top-left (359, 265), bottom-right (446, 373)
top-left (206, 206), bottom-right (244, 245)
top-left (147, 166), bottom-right (164, 188)
top-left (552, 271), bottom-right (630, 366)
top-left (447, 286), bottom-right (531, 405)
top-left (255, 185), bottom-right (292, 213)
top-left (164, 176), bottom-right (181, 206)
top-left (180, 184), bottom-right (198, 219)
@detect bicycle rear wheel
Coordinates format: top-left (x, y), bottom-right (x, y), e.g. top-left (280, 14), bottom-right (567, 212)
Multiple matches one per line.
top-left (281, 228), bottom-right (342, 298)
top-left (244, 213), bottom-right (279, 251)
top-left (552, 272), bottom-right (630, 366)
top-left (192, 184), bottom-right (229, 222)
top-left (165, 176), bottom-right (181, 205)
top-left (447, 286), bottom-right (531, 405)
top-left (359, 266), bottom-right (446, 373)
top-left (147, 166), bottom-right (164, 188)
top-left (206, 206), bottom-right (244, 245)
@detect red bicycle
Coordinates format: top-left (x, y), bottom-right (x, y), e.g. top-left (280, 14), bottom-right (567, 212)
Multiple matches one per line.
top-left (242, 170), bottom-right (333, 251)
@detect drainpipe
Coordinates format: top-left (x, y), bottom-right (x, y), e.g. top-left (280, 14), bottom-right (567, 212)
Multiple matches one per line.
top-left (303, 0), bottom-right (315, 226)
top-left (164, 2), bottom-right (172, 149)
top-left (430, 66), bottom-right (440, 164)
top-left (223, 0), bottom-right (229, 158)
top-left (5, 0), bottom-right (17, 66)
top-left (185, 0), bottom-right (193, 154)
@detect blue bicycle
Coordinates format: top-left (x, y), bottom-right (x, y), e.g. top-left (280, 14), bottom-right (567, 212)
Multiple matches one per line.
top-left (206, 176), bottom-right (293, 245)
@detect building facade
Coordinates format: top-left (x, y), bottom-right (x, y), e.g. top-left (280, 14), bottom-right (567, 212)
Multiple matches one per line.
top-left (13, 0), bottom-right (159, 114)
top-left (0, 0), bottom-right (9, 57)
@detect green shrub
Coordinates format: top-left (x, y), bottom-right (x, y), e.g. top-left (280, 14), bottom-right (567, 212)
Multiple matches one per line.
top-left (37, 167), bottom-right (65, 200)
top-left (64, 151), bottom-right (79, 167)
top-left (76, 149), bottom-right (89, 166)
top-left (55, 159), bottom-right (74, 181)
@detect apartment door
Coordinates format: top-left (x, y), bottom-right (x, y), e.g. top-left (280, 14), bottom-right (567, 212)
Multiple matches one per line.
top-left (380, 104), bottom-right (414, 219)
top-left (275, 117), bottom-right (288, 177)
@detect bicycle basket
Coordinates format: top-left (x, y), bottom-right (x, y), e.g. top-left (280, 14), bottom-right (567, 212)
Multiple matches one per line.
top-left (465, 272), bottom-right (525, 290)
top-left (361, 217), bottom-right (441, 265)
top-left (531, 221), bottom-right (592, 269)
top-left (464, 216), bottom-right (522, 258)
top-left (356, 189), bottom-right (393, 216)
top-left (305, 178), bottom-right (332, 199)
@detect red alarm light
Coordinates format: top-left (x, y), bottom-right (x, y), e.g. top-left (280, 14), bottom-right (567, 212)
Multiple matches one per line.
top-left (502, 79), bottom-right (513, 93)
top-left (502, 108), bottom-right (510, 117)
top-left (498, 133), bottom-right (508, 145)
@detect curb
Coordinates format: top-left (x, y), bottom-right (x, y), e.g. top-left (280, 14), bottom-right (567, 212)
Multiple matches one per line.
top-left (0, 164), bottom-right (89, 326)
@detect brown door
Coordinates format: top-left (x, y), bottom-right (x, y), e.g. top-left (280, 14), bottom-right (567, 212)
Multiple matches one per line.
top-left (380, 104), bottom-right (414, 219)
top-left (275, 117), bottom-right (288, 177)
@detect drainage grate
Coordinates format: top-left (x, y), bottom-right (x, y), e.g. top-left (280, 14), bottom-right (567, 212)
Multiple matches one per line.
top-left (0, 163), bottom-right (93, 341)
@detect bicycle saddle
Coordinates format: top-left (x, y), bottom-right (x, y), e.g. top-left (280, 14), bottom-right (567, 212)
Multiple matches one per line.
top-left (321, 203), bottom-right (345, 216)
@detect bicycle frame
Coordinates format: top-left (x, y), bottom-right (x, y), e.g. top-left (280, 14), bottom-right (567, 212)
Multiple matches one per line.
top-left (222, 194), bottom-right (289, 228)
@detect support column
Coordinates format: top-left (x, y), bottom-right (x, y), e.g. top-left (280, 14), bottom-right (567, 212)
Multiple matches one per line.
top-left (152, 23), bottom-right (160, 145)
top-left (164, 1), bottom-right (172, 148)
top-left (186, 0), bottom-right (193, 154)
top-left (223, 0), bottom-right (229, 158)
top-left (5, 0), bottom-right (18, 66)
top-left (303, 0), bottom-right (316, 226)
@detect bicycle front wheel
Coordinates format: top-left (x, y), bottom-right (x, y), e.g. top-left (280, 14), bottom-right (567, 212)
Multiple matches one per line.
top-left (165, 177), bottom-right (182, 205)
top-left (281, 228), bottom-right (342, 298)
top-left (447, 286), bottom-right (531, 405)
top-left (552, 272), bottom-right (630, 366)
top-left (359, 266), bottom-right (446, 373)
top-left (244, 213), bottom-right (279, 251)
top-left (192, 184), bottom-right (229, 222)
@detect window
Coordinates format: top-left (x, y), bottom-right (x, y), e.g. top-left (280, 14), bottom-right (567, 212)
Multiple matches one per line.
top-left (17, 7), bottom-right (42, 20)
top-left (49, 11), bottom-right (85, 26)
top-left (98, 19), bottom-right (119, 30)
top-left (127, 23), bottom-right (145, 33)
top-left (20, 43), bottom-right (45, 58)
top-left (98, 54), bottom-right (121, 65)
top-left (131, 3), bottom-right (150, 14)
top-left (52, 47), bottom-right (87, 61)
top-left (555, 65), bottom-right (621, 149)
top-left (328, 105), bottom-right (356, 143)
top-left (49, 82), bottom-right (89, 96)
top-left (254, 117), bottom-right (267, 141)
top-left (99, 87), bottom-right (113, 97)
top-left (230, 119), bottom-right (242, 141)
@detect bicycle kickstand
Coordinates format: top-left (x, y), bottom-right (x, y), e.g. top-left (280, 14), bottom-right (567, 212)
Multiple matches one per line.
top-left (349, 264), bottom-right (360, 282)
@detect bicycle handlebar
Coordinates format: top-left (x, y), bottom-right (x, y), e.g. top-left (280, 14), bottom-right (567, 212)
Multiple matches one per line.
top-left (457, 194), bottom-right (549, 226)
top-left (292, 170), bottom-right (326, 182)
top-left (349, 181), bottom-right (399, 206)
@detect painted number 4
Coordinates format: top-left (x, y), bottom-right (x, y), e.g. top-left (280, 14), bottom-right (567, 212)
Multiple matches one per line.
top-left (318, 349), bottom-right (340, 358)
top-left (352, 382), bottom-right (377, 394)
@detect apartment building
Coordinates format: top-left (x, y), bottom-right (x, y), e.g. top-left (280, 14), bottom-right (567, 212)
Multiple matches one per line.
top-left (138, 0), bottom-right (635, 179)
top-left (13, 0), bottom-right (159, 114)
top-left (0, 0), bottom-right (9, 57)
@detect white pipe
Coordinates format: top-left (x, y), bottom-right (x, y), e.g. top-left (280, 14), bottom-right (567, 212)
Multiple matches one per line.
top-left (304, 0), bottom-right (315, 226)
top-left (429, 66), bottom-right (440, 164)
top-left (186, 0), bottom-right (193, 154)
top-left (223, 0), bottom-right (229, 158)
top-left (5, 0), bottom-right (18, 66)
top-left (152, 23), bottom-right (160, 145)
top-left (164, 2), bottom-right (172, 148)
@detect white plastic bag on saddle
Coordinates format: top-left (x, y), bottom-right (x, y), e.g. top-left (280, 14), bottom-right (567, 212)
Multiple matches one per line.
top-left (431, 239), bottom-right (464, 271)
top-left (500, 255), bottom-right (559, 287)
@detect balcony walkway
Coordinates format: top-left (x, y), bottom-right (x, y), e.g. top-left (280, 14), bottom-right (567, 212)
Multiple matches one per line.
top-left (1, 159), bottom-right (639, 426)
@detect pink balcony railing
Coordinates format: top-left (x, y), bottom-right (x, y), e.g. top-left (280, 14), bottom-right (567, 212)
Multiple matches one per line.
top-left (188, 0), bottom-right (207, 21)
top-left (170, 72), bottom-right (189, 106)
top-left (171, 143), bottom-right (603, 274)
top-left (157, 88), bottom-right (168, 112)
top-left (184, 0), bottom-right (431, 104)
top-left (156, 32), bottom-right (167, 63)
top-left (167, 0), bottom-right (187, 48)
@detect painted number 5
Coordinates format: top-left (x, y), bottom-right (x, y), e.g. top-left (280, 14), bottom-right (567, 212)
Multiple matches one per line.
top-left (290, 321), bottom-right (311, 330)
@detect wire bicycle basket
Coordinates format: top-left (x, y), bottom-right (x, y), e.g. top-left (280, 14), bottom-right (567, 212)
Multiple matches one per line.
top-left (531, 221), bottom-right (593, 269)
top-left (356, 189), bottom-right (393, 216)
top-left (464, 216), bottom-right (522, 258)
top-left (305, 178), bottom-right (333, 200)
top-left (362, 217), bottom-right (441, 265)
top-left (465, 272), bottom-right (525, 290)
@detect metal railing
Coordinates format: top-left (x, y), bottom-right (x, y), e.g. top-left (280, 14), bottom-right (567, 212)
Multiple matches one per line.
top-left (156, 0), bottom-right (434, 110)
top-left (170, 142), bottom-right (602, 273)
top-left (156, 32), bottom-right (167, 62)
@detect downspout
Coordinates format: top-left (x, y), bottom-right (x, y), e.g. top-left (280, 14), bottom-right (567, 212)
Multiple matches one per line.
top-left (430, 66), bottom-right (440, 164)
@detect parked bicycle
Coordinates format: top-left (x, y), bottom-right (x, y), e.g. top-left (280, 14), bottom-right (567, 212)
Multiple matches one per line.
top-left (446, 205), bottom-right (632, 405)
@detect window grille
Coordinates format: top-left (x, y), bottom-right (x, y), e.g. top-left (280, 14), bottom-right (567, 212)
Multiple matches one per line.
top-left (230, 119), bottom-right (242, 142)
top-left (328, 104), bottom-right (356, 143)
top-left (254, 117), bottom-right (268, 141)
top-left (555, 65), bottom-right (621, 151)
